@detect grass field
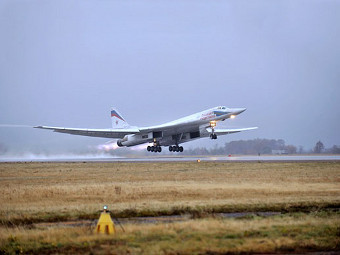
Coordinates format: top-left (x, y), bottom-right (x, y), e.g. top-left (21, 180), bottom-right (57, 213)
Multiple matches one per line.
top-left (0, 161), bottom-right (339, 254)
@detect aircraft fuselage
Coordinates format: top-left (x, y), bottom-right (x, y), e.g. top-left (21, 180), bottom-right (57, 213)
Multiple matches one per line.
top-left (116, 107), bottom-right (246, 147)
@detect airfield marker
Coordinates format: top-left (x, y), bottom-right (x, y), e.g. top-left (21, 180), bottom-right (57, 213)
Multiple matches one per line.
top-left (95, 205), bottom-right (115, 235)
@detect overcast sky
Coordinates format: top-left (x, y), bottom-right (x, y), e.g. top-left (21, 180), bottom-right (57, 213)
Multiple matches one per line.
top-left (0, 0), bottom-right (339, 154)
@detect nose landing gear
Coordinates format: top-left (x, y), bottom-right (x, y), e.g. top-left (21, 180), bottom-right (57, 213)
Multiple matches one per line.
top-left (210, 133), bottom-right (217, 139)
top-left (209, 121), bottom-right (217, 140)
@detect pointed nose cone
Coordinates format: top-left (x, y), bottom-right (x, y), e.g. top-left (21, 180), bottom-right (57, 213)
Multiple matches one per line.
top-left (233, 108), bottom-right (247, 115)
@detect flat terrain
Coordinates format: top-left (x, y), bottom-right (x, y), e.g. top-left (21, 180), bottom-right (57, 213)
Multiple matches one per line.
top-left (0, 161), bottom-right (339, 254)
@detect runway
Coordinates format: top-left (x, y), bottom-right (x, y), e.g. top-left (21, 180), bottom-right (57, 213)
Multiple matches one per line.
top-left (1, 154), bottom-right (339, 162)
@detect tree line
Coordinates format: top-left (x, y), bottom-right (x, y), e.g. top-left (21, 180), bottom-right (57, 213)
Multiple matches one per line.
top-left (184, 139), bottom-right (340, 155)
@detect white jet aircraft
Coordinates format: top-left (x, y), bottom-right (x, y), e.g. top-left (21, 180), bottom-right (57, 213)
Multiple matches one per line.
top-left (35, 106), bottom-right (257, 153)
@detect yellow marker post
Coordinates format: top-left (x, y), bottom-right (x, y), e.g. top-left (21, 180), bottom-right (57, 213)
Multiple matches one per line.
top-left (95, 206), bottom-right (115, 235)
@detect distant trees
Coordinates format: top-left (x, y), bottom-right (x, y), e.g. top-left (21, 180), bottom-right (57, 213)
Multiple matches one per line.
top-left (184, 139), bottom-right (298, 155)
top-left (185, 147), bottom-right (210, 155)
top-left (285, 145), bottom-right (297, 154)
top-left (183, 139), bottom-right (339, 155)
top-left (313, 141), bottom-right (325, 153)
top-left (328, 145), bottom-right (340, 154)
top-left (0, 143), bottom-right (7, 155)
top-left (298, 146), bottom-right (304, 154)
top-left (223, 138), bottom-right (295, 155)
top-left (221, 139), bottom-right (340, 155)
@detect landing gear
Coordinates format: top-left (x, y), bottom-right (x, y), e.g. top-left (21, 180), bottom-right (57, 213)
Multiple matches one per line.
top-left (147, 146), bottom-right (162, 153)
top-left (209, 120), bottom-right (217, 140)
top-left (210, 133), bottom-right (217, 140)
top-left (169, 145), bottom-right (184, 152)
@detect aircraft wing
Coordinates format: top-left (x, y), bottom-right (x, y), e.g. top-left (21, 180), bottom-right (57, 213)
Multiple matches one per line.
top-left (206, 127), bottom-right (258, 135)
top-left (34, 126), bottom-right (140, 139)
top-left (139, 120), bottom-right (204, 134)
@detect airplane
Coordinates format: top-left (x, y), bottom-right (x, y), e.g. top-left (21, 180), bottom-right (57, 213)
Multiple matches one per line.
top-left (35, 106), bottom-right (257, 153)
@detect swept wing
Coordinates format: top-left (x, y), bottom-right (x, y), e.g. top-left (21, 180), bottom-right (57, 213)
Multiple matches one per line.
top-left (206, 127), bottom-right (258, 135)
top-left (34, 126), bottom-right (140, 139)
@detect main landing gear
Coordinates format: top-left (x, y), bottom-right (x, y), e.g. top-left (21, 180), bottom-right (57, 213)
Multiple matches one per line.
top-left (147, 146), bottom-right (162, 153)
top-left (169, 145), bottom-right (183, 152)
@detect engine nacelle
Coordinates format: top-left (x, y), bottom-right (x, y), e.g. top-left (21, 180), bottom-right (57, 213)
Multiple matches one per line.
top-left (117, 139), bottom-right (123, 147)
top-left (116, 135), bottom-right (128, 147)
top-left (116, 134), bottom-right (148, 147)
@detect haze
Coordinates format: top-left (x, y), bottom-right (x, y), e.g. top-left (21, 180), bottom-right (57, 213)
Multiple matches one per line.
top-left (0, 0), bottom-right (339, 155)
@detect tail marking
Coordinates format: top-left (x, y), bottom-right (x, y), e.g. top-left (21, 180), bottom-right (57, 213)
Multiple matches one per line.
top-left (111, 110), bottom-right (124, 121)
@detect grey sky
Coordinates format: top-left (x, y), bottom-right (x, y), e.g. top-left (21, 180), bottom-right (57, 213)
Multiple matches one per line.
top-left (0, 0), bottom-right (339, 154)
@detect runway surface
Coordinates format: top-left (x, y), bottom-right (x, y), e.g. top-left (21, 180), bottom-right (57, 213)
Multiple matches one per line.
top-left (1, 154), bottom-right (340, 162)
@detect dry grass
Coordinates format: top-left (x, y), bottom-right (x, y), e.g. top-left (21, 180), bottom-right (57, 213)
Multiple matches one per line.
top-left (0, 161), bottom-right (339, 221)
top-left (0, 212), bottom-right (339, 254)
top-left (0, 161), bottom-right (339, 254)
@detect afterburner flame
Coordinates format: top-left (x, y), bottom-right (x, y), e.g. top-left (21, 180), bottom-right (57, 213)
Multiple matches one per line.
top-left (97, 142), bottom-right (147, 152)
top-left (97, 143), bottom-right (119, 151)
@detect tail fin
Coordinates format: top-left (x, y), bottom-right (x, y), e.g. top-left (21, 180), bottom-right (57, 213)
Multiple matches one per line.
top-left (111, 108), bottom-right (130, 129)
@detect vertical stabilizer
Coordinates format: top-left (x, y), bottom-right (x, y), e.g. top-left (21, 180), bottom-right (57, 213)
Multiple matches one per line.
top-left (111, 108), bottom-right (130, 129)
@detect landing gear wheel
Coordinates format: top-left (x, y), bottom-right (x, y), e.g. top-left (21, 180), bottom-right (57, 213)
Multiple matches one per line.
top-left (147, 145), bottom-right (162, 153)
top-left (210, 134), bottom-right (217, 139)
top-left (169, 145), bottom-right (183, 152)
